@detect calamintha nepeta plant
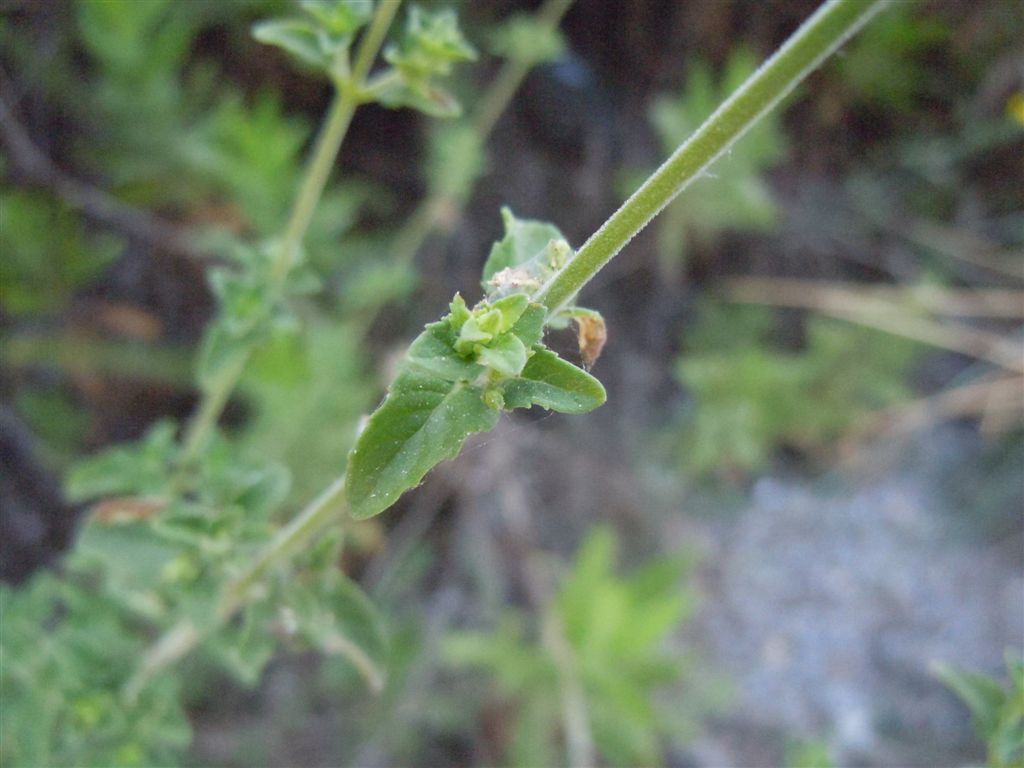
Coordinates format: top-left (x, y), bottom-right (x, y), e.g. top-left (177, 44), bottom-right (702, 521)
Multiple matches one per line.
top-left (1, 0), bottom-right (888, 764)
top-left (190, 0), bottom-right (888, 666)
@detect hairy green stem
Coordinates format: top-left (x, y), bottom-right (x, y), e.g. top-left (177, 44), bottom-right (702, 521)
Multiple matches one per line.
top-left (178, 0), bottom-right (401, 466)
top-left (535, 0), bottom-right (888, 315)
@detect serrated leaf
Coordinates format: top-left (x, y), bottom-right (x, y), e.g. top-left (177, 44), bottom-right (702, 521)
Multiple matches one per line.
top-left (252, 18), bottom-right (329, 70)
top-left (500, 347), bottom-right (606, 414)
top-left (385, 5), bottom-right (476, 78)
top-left (345, 319), bottom-right (498, 520)
top-left (375, 5), bottom-right (476, 117)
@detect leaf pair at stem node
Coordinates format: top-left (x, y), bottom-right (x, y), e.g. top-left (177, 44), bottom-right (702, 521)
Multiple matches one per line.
top-left (345, 210), bottom-right (607, 520)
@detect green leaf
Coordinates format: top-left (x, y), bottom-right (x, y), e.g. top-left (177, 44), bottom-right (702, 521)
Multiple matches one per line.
top-left (300, 0), bottom-right (373, 38)
top-left (934, 662), bottom-right (1007, 740)
top-left (481, 207), bottom-right (569, 290)
top-left (500, 347), bottom-right (606, 414)
top-left (477, 333), bottom-right (528, 378)
top-left (374, 5), bottom-right (477, 117)
top-left (252, 18), bottom-right (329, 70)
top-left (508, 303), bottom-right (546, 348)
top-left (385, 5), bottom-right (476, 77)
top-left (345, 292), bottom-right (603, 519)
top-left (254, 2), bottom-right (372, 76)
top-left (66, 421), bottom-right (178, 501)
top-left (345, 319), bottom-right (498, 520)
top-left (208, 267), bottom-right (271, 337)
top-left (489, 14), bottom-right (565, 66)
top-left (286, 573), bottom-right (389, 692)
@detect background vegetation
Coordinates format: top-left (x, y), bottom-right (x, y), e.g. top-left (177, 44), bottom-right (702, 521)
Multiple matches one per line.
top-left (1, 0), bottom-right (1021, 766)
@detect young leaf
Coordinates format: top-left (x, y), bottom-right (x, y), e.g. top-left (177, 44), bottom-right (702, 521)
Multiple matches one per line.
top-left (66, 421), bottom-right (179, 501)
top-left (253, 1), bottom-right (372, 77)
top-left (300, 0), bottom-right (373, 38)
top-left (934, 661), bottom-right (1010, 741)
top-left (482, 207), bottom-right (568, 290)
top-left (489, 14), bottom-right (566, 67)
top-left (477, 333), bottom-right (529, 378)
top-left (345, 319), bottom-right (499, 520)
top-left (500, 347), bottom-right (606, 414)
top-left (252, 19), bottom-right (328, 70)
top-left (374, 5), bottom-right (477, 117)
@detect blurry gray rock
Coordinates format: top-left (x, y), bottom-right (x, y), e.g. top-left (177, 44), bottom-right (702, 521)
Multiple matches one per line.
top-left (695, 431), bottom-right (1023, 767)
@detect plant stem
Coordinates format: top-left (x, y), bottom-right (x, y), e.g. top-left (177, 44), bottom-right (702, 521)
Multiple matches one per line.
top-left (542, 611), bottom-right (595, 768)
top-left (475, 0), bottom-right (575, 138)
top-left (178, 0), bottom-right (401, 465)
top-left (535, 0), bottom-right (888, 316)
top-left (216, 475), bottom-right (348, 621)
top-left (124, 478), bottom-right (351, 700)
top-left (123, 4), bottom-right (402, 697)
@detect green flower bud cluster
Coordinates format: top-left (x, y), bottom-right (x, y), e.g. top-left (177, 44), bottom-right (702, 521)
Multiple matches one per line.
top-left (449, 293), bottom-right (538, 379)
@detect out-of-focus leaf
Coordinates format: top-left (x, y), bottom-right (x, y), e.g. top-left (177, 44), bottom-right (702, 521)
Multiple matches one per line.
top-left (374, 5), bottom-right (477, 117)
top-left (66, 421), bottom-right (179, 502)
top-left (489, 14), bottom-right (565, 66)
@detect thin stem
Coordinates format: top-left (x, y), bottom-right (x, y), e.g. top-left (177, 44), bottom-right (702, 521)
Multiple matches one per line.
top-left (272, 90), bottom-right (361, 284)
top-left (124, 476), bottom-right (349, 700)
top-left (542, 610), bottom-right (595, 768)
top-left (216, 475), bottom-right (348, 621)
top-left (390, 0), bottom-right (575, 268)
top-left (178, 0), bottom-right (401, 465)
top-left (535, 0), bottom-right (888, 316)
top-left (475, 0), bottom-right (575, 138)
top-left (123, 4), bottom-right (402, 696)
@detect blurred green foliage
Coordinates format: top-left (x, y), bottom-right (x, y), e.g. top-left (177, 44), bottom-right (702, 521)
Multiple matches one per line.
top-left (785, 738), bottom-right (836, 768)
top-left (2, 1), bottom-right (1016, 765)
top-left (240, 319), bottom-right (372, 504)
top-left (444, 526), bottom-right (706, 766)
top-left (0, 574), bottom-right (190, 767)
top-left (631, 48), bottom-right (787, 276)
top-left (672, 304), bottom-right (918, 478)
top-left (838, 1), bottom-right (950, 111)
top-left (0, 191), bottom-right (120, 316)
top-left (935, 655), bottom-right (1024, 768)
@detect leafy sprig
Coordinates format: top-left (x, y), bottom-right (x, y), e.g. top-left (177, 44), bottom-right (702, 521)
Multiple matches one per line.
top-left (345, 211), bottom-right (607, 519)
top-left (371, 5), bottom-right (478, 117)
